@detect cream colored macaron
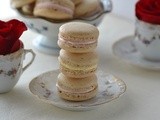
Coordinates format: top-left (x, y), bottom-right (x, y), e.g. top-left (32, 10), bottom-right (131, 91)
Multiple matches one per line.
top-left (74, 0), bottom-right (102, 18)
top-left (71, 0), bottom-right (83, 5)
top-left (33, 0), bottom-right (75, 20)
top-left (11, 0), bottom-right (35, 8)
top-left (58, 49), bottom-right (98, 78)
top-left (56, 73), bottom-right (98, 101)
top-left (22, 2), bottom-right (35, 15)
top-left (58, 22), bottom-right (99, 53)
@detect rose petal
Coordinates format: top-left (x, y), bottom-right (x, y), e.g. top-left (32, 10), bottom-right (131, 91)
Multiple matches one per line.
top-left (5, 19), bottom-right (27, 52)
top-left (0, 20), bottom-right (12, 37)
top-left (136, 7), bottom-right (160, 24)
top-left (136, 0), bottom-right (160, 24)
top-left (0, 35), bottom-right (9, 55)
top-left (0, 19), bottom-right (27, 55)
top-left (7, 19), bottom-right (27, 41)
top-left (10, 40), bottom-right (22, 53)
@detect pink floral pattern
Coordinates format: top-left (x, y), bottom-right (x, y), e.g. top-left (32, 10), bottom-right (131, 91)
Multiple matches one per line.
top-left (0, 68), bottom-right (18, 78)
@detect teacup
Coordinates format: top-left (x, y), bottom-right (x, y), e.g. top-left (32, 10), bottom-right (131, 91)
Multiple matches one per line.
top-left (0, 46), bottom-right (35, 93)
top-left (134, 19), bottom-right (160, 61)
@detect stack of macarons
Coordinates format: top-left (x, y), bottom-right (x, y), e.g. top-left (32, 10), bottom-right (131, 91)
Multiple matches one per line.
top-left (56, 22), bottom-right (99, 101)
top-left (11, 0), bottom-right (102, 20)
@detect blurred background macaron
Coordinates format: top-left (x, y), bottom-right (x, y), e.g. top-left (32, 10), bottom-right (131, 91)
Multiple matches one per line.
top-left (71, 0), bottom-right (83, 6)
top-left (58, 49), bottom-right (98, 78)
top-left (74, 0), bottom-right (102, 18)
top-left (11, 0), bottom-right (35, 8)
top-left (21, 2), bottom-right (35, 15)
top-left (33, 0), bottom-right (75, 20)
top-left (56, 73), bottom-right (98, 101)
top-left (58, 22), bottom-right (99, 53)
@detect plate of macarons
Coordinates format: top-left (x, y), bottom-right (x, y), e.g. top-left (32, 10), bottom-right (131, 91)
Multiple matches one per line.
top-left (29, 21), bottom-right (126, 111)
top-left (29, 69), bottom-right (126, 111)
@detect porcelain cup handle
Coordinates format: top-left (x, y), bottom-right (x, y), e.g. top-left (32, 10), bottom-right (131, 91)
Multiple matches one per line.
top-left (22, 49), bottom-right (36, 72)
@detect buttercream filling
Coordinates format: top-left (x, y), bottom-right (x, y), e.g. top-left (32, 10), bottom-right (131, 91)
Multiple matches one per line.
top-left (56, 83), bottom-right (97, 93)
top-left (36, 2), bottom-right (73, 15)
top-left (58, 37), bottom-right (97, 46)
top-left (59, 59), bottom-right (97, 71)
top-left (59, 57), bottom-right (97, 68)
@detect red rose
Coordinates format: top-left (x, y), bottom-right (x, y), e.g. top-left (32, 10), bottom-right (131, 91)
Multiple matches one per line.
top-left (136, 0), bottom-right (160, 24)
top-left (0, 19), bottom-right (27, 55)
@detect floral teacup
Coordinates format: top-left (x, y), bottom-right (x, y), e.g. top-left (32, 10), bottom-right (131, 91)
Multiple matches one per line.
top-left (0, 46), bottom-right (35, 93)
top-left (134, 19), bottom-right (160, 61)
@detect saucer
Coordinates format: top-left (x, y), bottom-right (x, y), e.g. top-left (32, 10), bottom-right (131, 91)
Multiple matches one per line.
top-left (112, 36), bottom-right (160, 70)
top-left (29, 69), bottom-right (126, 111)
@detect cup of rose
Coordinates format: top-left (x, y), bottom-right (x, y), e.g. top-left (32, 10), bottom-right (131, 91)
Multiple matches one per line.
top-left (134, 0), bottom-right (160, 61)
top-left (0, 19), bottom-right (35, 93)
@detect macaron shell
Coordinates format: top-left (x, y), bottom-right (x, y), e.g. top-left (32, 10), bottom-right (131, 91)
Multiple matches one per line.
top-left (74, 0), bottom-right (102, 18)
top-left (34, 9), bottom-right (73, 20)
top-left (56, 73), bottom-right (98, 93)
top-left (35, 0), bottom-right (75, 11)
top-left (59, 22), bottom-right (99, 42)
top-left (11, 0), bottom-right (35, 8)
top-left (71, 0), bottom-right (83, 5)
top-left (22, 2), bottom-right (35, 15)
top-left (59, 49), bottom-right (98, 68)
top-left (59, 64), bottom-right (97, 78)
top-left (59, 57), bottom-right (97, 71)
top-left (57, 86), bottom-right (98, 101)
top-left (33, 0), bottom-right (75, 20)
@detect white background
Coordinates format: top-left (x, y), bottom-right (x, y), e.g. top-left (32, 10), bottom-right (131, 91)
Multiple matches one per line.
top-left (111, 0), bottom-right (138, 20)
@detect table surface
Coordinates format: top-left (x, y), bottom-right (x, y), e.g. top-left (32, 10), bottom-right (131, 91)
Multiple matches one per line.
top-left (1, 1), bottom-right (160, 120)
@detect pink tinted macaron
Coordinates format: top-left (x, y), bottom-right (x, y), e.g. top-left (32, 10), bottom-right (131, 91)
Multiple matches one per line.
top-left (33, 0), bottom-right (75, 20)
top-left (56, 73), bottom-right (98, 101)
top-left (58, 22), bottom-right (99, 53)
top-left (58, 49), bottom-right (98, 78)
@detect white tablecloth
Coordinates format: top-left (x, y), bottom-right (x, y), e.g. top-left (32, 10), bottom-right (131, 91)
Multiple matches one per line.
top-left (1, 2), bottom-right (160, 120)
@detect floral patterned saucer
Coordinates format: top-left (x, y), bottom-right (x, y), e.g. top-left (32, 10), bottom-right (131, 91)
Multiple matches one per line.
top-left (29, 69), bottom-right (126, 111)
top-left (112, 36), bottom-right (160, 70)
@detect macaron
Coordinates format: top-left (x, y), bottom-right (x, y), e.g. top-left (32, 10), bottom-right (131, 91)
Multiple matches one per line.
top-left (33, 0), bottom-right (75, 20)
top-left (56, 73), bottom-right (98, 101)
top-left (71, 0), bottom-right (83, 6)
top-left (22, 2), bottom-right (35, 15)
top-left (10, 0), bottom-right (35, 8)
top-left (74, 0), bottom-right (102, 18)
top-left (58, 49), bottom-right (98, 78)
top-left (58, 22), bottom-right (99, 53)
